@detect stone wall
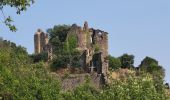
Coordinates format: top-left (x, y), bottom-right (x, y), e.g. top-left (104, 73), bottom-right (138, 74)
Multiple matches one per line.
top-left (60, 73), bottom-right (104, 91)
top-left (66, 22), bottom-right (109, 76)
top-left (34, 21), bottom-right (109, 83)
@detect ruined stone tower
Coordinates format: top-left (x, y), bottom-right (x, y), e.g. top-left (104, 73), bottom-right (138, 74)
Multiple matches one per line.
top-left (34, 29), bottom-right (52, 60)
top-left (34, 29), bottom-right (47, 54)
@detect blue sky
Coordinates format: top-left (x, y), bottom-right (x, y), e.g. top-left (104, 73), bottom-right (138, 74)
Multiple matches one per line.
top-left (0, 0), bottom-right (170, 83)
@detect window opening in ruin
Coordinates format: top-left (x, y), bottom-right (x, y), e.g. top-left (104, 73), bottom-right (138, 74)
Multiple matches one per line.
top-left (98, 32), bottom-right (102, 35)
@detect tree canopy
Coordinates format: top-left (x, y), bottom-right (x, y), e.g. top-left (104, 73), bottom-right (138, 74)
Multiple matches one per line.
top-left (139, 56), bottom-right (165, 77)
top-left (48, 25), bottom-right (81, 69)
top-left (119, 54), bottom-right (134, 68)
top-left (108, 55), bottom-right (121, 70)
top-left (47, 25), bottom-right (71, 54)
top-left (0, 38), bottom-right (169, 99)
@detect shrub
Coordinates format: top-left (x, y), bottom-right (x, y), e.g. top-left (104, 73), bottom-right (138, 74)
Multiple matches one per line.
top-left (61, 73), bottom-right (170, 100)
top-left (109, 55), bottom-right (121, 70)
top-left (29, 52), bottom-right (48, 63)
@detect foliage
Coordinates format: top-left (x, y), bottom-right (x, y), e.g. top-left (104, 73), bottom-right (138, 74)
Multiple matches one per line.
top-left (0, 40), bottom-right (61, 99)
top-left (48, 25), bottom-right (71, 54)
top-left (138, 57), bottom-right (166, 93)
top-left (61, 74), bottom-right (170, 100)
top-left (119, 54), bottom-right (134, 68)
top-left (0, 40), bottom-right (29, 64)
top-left (0, 0), bottom-right (35, 31)
top-left (108, 55), bottom-right (121, 70)
top-left (51, 55), bottom-right (69, 70)
top-left (94, 44), bottom-right (100, 53)
top-left (48, 25), bottom-right (69, 68)
top-left (29, 52), bottom-right (48, 63)
top-left (62, 84), bottom-right (100, 100)
top-left (0, 39), bottom-right (170, 99)
top-left (65, 34), bottom-right (81, 68)
top-left (139, 56), bottom-right (165, 77)
top-left (66, 34), bottom-right (78, 52)
top-left (48, 25), bottom-right (81, 69)
top-left (51, 51), bottom-right (81, 70)
top-left (100, 74), bottom-right (169, 100)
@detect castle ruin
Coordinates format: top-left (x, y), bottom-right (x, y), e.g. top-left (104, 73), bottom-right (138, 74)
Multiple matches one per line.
top-left (34, 21), bottom-right (109, 76)
top-left (34, 29), bottom-right (52, 60)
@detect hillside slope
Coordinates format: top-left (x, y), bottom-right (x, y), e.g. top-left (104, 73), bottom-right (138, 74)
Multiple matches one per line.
top-left (0, 40), bottom-right (169, 100)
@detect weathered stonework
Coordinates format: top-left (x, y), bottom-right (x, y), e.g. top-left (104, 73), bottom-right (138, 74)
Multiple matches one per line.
top-left (60, 73), bottom-right (104, 91)
top-left (34, 22), bottom-right (109, 90)
top-left (34, 21), bottom-right (109, 78)
top-left (66, 21), bottom-right (109, 76)
top-left (34, 29), bottom-right (52, 60)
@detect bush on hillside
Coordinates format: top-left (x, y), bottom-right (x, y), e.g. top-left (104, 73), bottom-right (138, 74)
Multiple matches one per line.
top-left (29, 52), bottom-right (48, 63)
top-left (108, 55), bottom-right (121, 70)
top-left (61, 73), bottom-right (170, 100)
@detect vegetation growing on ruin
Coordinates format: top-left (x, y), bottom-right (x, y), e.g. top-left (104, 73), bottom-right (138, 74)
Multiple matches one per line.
top-left (48, 25), bottom-right (81, 70)
top-left (47, 25), bottom-right (71, 54)
top-left (94, 44), bottom-right (100, 53)
top-left (67, 34), bottom-right (78, 51)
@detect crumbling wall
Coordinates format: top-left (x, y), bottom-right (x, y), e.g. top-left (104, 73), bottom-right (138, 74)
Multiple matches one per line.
top-left (61, 73), bottom-right (104, 91)
top-left (34, 21), bottom-right (109, 78)
top-left (65, 22), bottom-right (109, 76)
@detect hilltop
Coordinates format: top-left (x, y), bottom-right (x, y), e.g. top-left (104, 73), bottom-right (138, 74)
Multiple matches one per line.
top-left (0, 22), bottom-right (170, 99)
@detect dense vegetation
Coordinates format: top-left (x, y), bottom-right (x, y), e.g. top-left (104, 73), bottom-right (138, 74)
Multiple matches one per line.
top-left (1, 0), bottom-right (169, 99)
top-left (0, 39), bottom-right (61, 99)
top-left (47, 25), bottom-right (81, 70)
top-left (62, 74), bottom-right (169, 100)
top-left (0, 37), bottom-right (170, 99)
top-left (109, 54), bottom-right (165, 75)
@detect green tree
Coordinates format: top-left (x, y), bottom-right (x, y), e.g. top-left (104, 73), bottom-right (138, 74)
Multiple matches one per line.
top-left (51, 55), bottom-right (69, 70)
top-left (119, 54), bottom-right (134, 68)
top-left (48, 25), bottom-right (71, 54)
top-left (0, 39), bottom-right (61, 99)
top-left (48, 25), bottom-right (71, 69)
top-left (108, 55), bottom-right (121, 70)
top-left (139, 56), bottom-right (165, 77)
top-left (139, 57), bottom-right (165, 92)
top-left (0, 0), bottom-right (35, 31)
top-left (48, 25), bottom-right (81, 69)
